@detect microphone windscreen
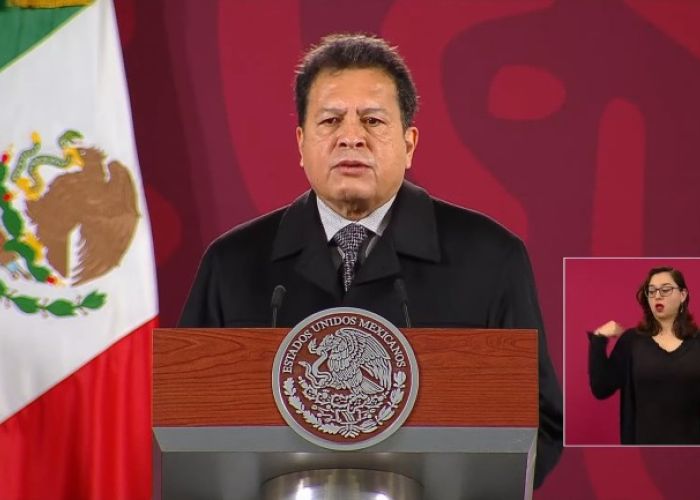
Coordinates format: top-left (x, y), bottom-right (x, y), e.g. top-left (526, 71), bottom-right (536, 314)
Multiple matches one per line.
top-left (271, 284), bottom-right (287, 309)
top-left (394, 278), bottom-right (409, 304)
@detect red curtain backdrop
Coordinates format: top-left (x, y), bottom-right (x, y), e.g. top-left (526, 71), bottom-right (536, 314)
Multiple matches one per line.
top-left (117, 1), bottom-right (700, 498)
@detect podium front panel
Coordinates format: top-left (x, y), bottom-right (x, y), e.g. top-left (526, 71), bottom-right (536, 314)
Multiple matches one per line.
top-left (153, 425), bottom-right (536, 500)
top-left (153, 327), bottom-right (538, 499)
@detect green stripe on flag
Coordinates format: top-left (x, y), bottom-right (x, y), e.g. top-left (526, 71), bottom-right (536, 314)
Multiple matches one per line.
top-left (0, 5), bottom-right (84, 71)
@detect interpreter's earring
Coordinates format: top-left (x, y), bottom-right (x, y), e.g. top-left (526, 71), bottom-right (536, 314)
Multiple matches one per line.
top-left (680, 302), bottom-right (685, 314)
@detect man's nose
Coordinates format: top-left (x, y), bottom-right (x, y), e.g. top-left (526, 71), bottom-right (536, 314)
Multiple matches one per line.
top-left (337, 118), bottom-right (366, 148)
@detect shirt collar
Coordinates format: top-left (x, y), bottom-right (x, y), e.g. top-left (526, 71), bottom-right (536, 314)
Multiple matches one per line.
top-left (316, 195), bottom-right (395, 242)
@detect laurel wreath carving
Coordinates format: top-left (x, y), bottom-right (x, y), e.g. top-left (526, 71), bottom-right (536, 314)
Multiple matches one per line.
top-left (283, 370), bottom-right (407, 438)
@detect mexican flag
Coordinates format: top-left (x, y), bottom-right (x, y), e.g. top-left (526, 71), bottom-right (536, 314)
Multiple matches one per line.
top-left (0, 1), bottom-right (157, 498)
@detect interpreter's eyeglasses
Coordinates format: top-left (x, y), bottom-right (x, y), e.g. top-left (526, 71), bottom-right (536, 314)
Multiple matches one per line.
top-left (645, 286), bottom-right (679, 298)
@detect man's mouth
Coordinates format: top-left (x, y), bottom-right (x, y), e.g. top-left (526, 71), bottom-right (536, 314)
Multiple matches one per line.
top-left (334, 160), bottom-right (371, 168)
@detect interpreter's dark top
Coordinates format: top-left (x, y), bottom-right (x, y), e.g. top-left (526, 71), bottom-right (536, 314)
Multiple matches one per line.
top-left (588, 329), bottom-right (700, 444)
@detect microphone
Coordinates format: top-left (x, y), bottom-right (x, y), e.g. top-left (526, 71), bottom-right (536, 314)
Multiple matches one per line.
top-left (270, 285), bottom-right (286, 328)
top-left (394, 278), bottom-right (412, 328)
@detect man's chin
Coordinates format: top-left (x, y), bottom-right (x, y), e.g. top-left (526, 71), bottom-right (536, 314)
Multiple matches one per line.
top-left (319, 189), bottom-right (375, 218)
top-left (338, 197), bottom-right (372, 217)
top-left (328, 185), bottom-right (370, 203)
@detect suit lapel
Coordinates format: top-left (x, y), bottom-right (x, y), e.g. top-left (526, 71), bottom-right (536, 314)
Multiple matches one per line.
top-left (389, 181), bottom-right (441, 263)
top-left (271, 191), bottom-right (341, 299)
top-left (294, 241), bottom-right (341, 299)
top-left (352, 235), bottom-right (401, 285)
top-left (352, 181), bottom-right (441, 286)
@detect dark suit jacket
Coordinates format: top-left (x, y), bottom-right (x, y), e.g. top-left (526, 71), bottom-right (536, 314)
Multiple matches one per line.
top-left (180, 181), bottom-right (563, 487)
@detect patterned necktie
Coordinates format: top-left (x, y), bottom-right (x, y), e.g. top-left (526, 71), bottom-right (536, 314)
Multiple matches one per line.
top-left (332, 223), bottom-right (370, 292)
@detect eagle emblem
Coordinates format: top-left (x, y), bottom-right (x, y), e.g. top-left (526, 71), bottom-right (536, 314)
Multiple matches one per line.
top-left (300, 328), bottom-right (392, 395)
top-left (272, 308), bottom-right (419, 450)
top-left (0, 131), bottom-right (139, 317)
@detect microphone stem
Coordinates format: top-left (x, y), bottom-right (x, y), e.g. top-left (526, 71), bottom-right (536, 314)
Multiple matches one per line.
top-left (402, 302), bottom-right (411, 328)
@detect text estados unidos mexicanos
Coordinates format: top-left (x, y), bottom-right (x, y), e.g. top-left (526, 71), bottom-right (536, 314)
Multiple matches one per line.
top-left (281, 315), bottom-right (407, 373)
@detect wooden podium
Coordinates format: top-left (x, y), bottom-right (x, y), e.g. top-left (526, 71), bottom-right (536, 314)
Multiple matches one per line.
top-left (153, 327), bottom-right (538, 499)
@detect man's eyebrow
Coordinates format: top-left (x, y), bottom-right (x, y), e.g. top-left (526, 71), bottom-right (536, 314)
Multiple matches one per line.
top-left (359, 107), bottom-right (388, 115)
top-left (316, 107), bottom-right (346, 115)
top-left (314, 106), bottom-right (389, 116)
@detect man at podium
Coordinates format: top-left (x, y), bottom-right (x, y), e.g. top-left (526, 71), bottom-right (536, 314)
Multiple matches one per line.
top-left (180, 33), bottom-right (562, 487)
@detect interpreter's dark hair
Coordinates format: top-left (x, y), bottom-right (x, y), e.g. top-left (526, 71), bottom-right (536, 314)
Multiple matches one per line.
top-left (294, 33), bottom-right (418, 129)
top-left (636, 266), bottom-right (697, 339)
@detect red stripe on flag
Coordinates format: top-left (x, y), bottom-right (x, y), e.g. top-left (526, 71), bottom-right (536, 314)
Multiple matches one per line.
top-left (0, 317), bottom-right (157, 500)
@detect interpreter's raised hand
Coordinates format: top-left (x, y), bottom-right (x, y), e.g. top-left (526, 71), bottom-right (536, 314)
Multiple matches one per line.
top-left (593, 320), bottom-right (625, 338)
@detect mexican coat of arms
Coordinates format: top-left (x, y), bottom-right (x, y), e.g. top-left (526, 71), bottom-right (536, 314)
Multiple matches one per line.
top-left (272, 307), bottom-right (419, 450)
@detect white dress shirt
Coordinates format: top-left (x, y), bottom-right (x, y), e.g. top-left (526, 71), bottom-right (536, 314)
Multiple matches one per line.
top-left (316, 195), bottom-right (395, 262)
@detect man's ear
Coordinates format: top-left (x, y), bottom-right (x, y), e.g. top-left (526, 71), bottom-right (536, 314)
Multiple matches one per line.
top-left (296, 126), bottom-right (304, 167)
top-left (404, 126), bottom-right (419, 169)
